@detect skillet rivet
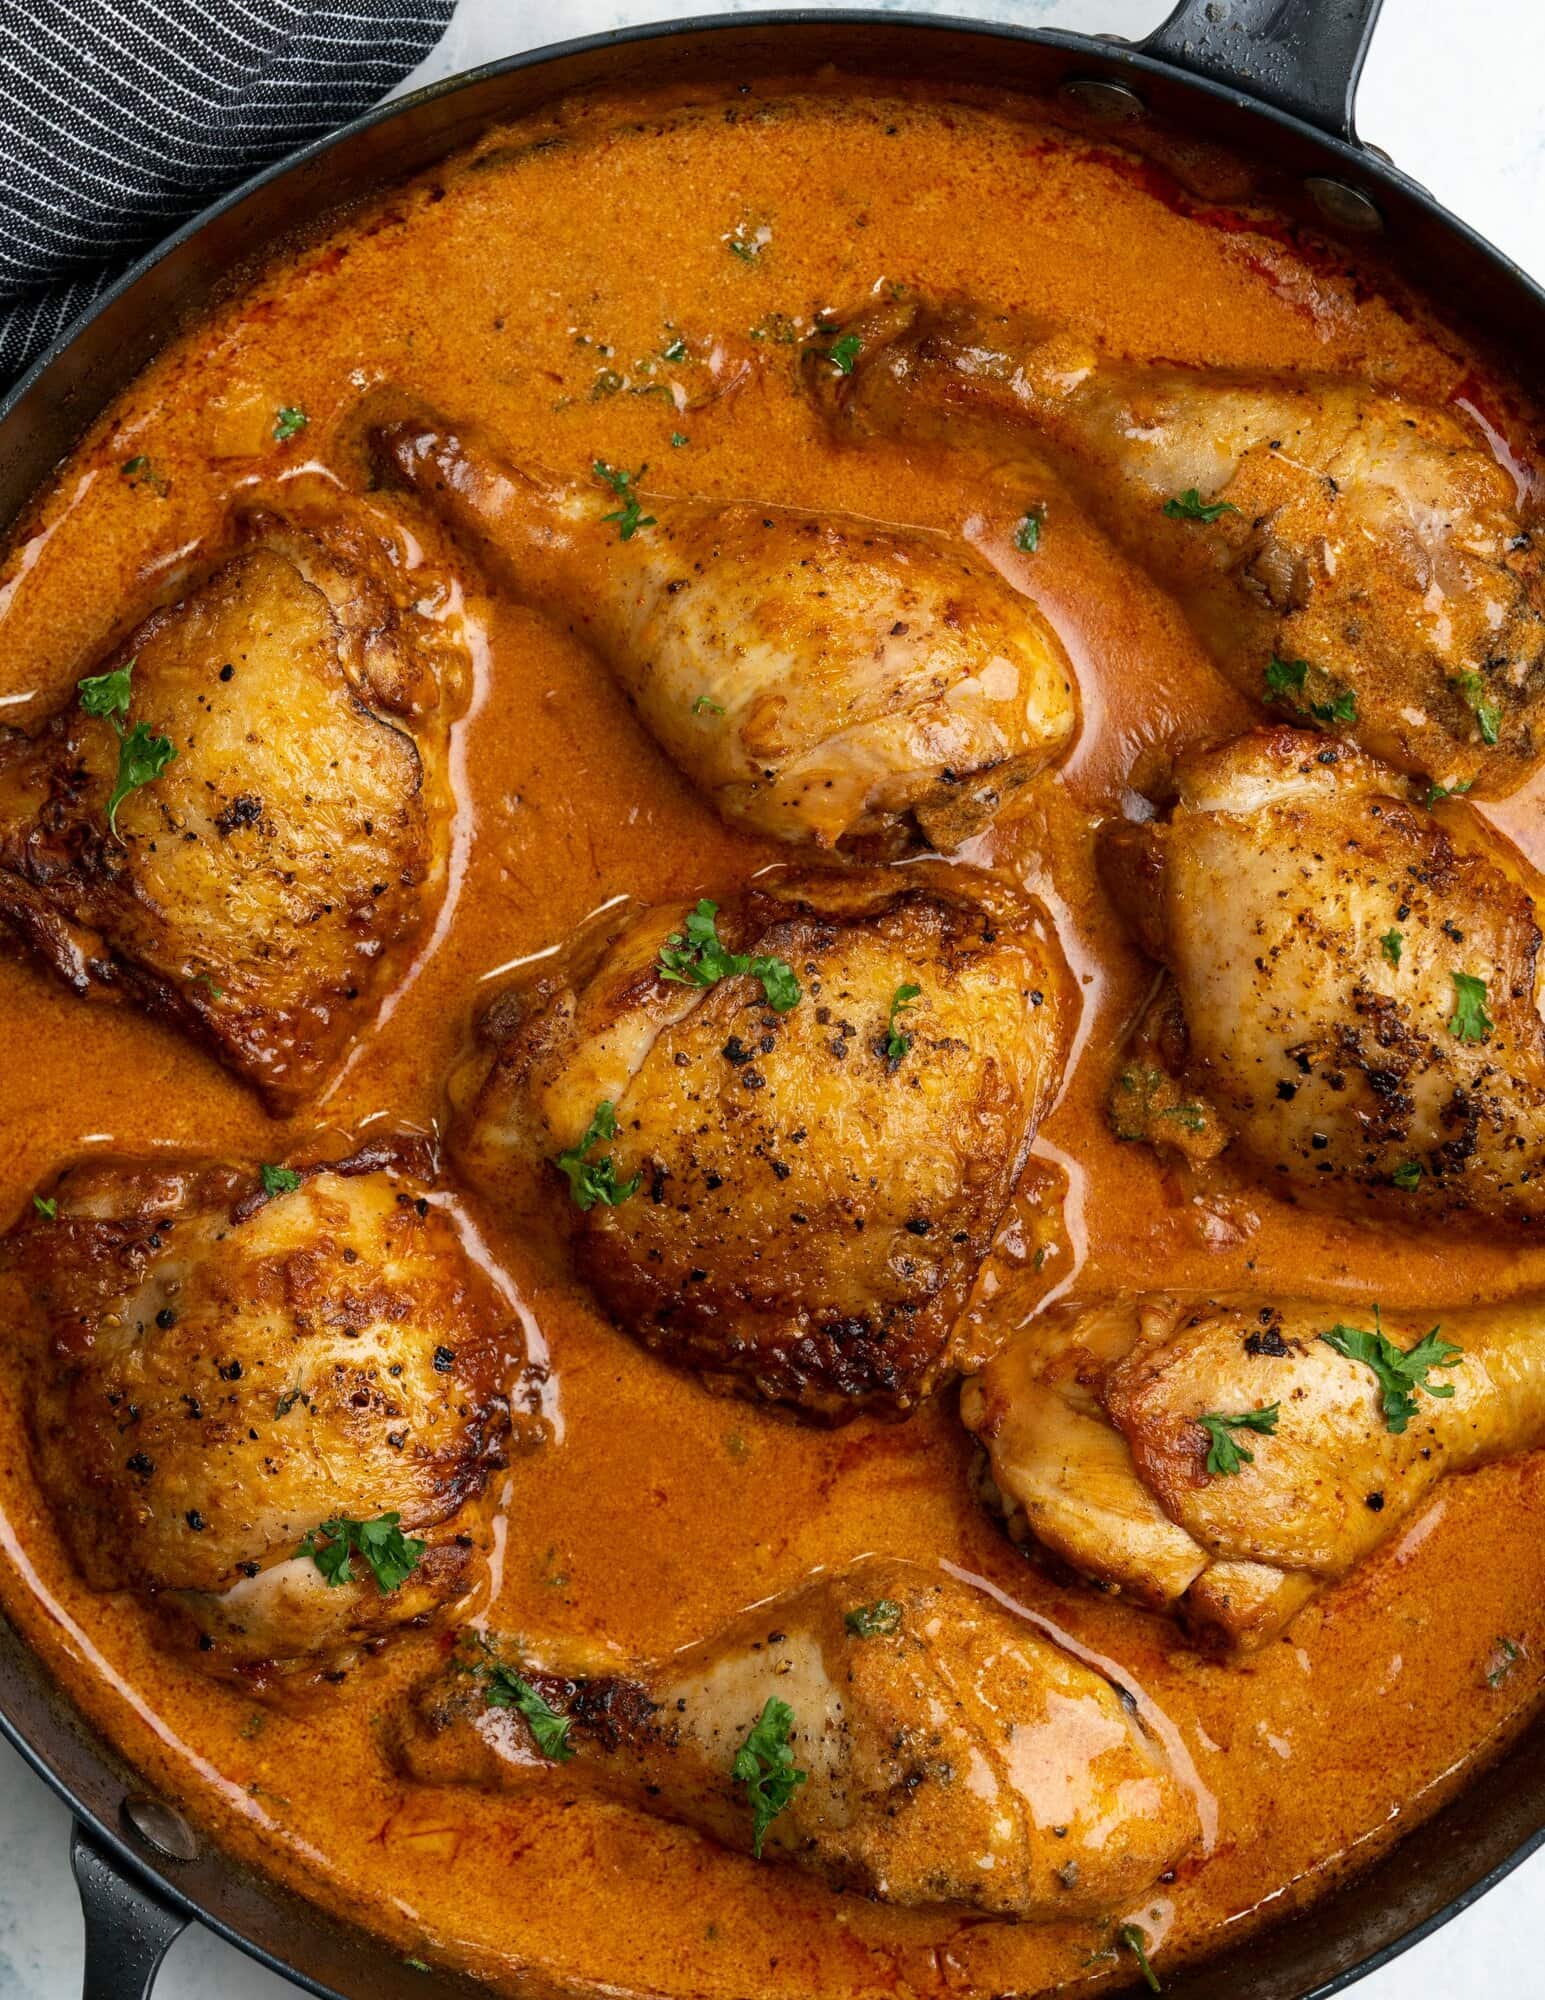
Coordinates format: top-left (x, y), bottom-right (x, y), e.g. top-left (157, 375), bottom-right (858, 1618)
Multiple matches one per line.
top-left (1304, 176), bottom-right (1383, 234)
top-left (122, 1793), bottom-right (200, 1862)
top-left (1058, 77), bottom-right (1146, 123)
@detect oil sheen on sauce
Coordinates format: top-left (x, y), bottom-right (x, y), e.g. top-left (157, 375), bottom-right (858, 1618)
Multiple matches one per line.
top-left (1, 77), bottom-right (1543, 2000)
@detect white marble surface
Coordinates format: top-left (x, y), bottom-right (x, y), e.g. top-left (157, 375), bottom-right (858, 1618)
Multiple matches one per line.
top-left (3, 0), bottom-right (1545, 1992)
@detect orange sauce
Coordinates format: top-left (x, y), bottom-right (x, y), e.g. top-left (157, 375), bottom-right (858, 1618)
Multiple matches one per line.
top-left (1, 75), bottom-right (1543, 1997)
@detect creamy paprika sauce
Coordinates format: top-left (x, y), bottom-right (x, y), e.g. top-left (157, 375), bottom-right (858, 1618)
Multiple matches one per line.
top-left (2, 71), bottom-right (1544, 1998)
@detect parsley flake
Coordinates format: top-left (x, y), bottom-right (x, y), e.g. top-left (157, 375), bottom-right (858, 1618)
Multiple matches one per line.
top-left (733, 1696), bottom-right (807, 1858)
top-left (655, 899), bottom-right (800, 1012)
top-left (1263, 655), bottom-right (1356, 727)
top-left (844, 1600), bottom-right (903, 1638)
top-left (1486, 1637), bottom-right (1523, 1688)
top-left (884, 982), bottom-right (921, 1065)
top-left (1320, 1308), bottom-right (1462, 1434)
top-left (1392, 1160), bottom-right (1423, 1191)
top-left (823, 332), bottom-right (863, 375)
top-left (1424, 778), bottom-right (1473, 807)
top-left (273, 406), bottom-right (308, 443)
top-left (295, 1511), bottom-right (425, 1593)
top-left (484, 1663), bottom-right (576, 1762)
top-left (1455, 671), bottom-right (1502, 746)
top-left (1196, 1404), bottom-right (1279, 1477)
top-left (692, 694), bottom-right (725, 717)
top-left (1448, 971), bottom-right (1493, 1043)
top-left (1014, 509), bottom-right (1043, 553)
top-left (77, 657), bottom-right (178, 838)
top-left (1118, 1924), bottom-right (1162, 1994)
top-left (32, 1195), bottom-right (57, 1220)
top-left (1380, 929), bottom-right (1403, 968)
top-left (593, 460), bottom-right (656, 541)
top-left (1162, 488), bottom-right (1238, 523)
top-left (555, 1102), bottom-right (639, 1211)
top-left (260, 1163), bottom-right (303, 1199)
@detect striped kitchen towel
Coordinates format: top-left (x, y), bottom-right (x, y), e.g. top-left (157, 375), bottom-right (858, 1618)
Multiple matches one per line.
top-left (0, 0), bottom-right (453, 383)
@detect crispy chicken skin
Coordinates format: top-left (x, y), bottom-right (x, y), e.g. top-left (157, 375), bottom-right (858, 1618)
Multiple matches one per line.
top-left (1100, 727), bottom-right (1545, 1224)
top-left (4, 1142), bottom-right (526, 1676)
top-left (373, 412), bottom-right (1077, 853)
top-left (458, 865), bottom-right (1073, 1419)
top-left (806, 296), bottom-right (1544, 791)
top-left (963, 1293), bottom-right (1545, 1650)
top-left (0, 516), bottom-right (446, 1111)
top-left (390, 1557), bottom-right (1200, 1918)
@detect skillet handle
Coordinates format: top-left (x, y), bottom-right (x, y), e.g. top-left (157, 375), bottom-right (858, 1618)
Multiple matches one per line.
top-left (71, 1823), bottom-right (188, 2000)
top-left (1140, 0), bottom-right (1385, 143)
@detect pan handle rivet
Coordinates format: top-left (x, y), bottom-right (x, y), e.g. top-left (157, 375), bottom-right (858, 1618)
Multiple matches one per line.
top-left (1059, 77), bottom-right (1146, 122)
top-left (122, 1793), bottom-right (200, 1862)
top-left (1304, 176), bottom-right (1383, 233)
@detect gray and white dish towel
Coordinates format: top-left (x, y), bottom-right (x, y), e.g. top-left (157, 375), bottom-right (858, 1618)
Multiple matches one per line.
top-left (0, 0), bottom-right (453, 384)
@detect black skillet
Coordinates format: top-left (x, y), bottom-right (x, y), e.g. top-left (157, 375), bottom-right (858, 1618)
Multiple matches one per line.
top-left (3, 3), bottom-right (1544, 1995)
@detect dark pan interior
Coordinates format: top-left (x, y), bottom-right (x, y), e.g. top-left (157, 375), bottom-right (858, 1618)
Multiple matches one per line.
top-left (2, 15), bottom-right (1543, 1998)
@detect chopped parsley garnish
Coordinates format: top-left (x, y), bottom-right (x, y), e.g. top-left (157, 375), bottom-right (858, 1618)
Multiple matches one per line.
top-left (1379, 929), bottom-right (1403, 968)
top-left (1014, 509), bottom-right (1043, 554)
top-left (661, 336), bottom-right (689, 362)
top-left (1264, 655), bottom-right (1307, 698)
top-left (484, 1663), bottom-right (576, 1762)
top-left (1424, 778), bottom-right (1473, 807)
top-left (822, 332), bottom-right (863, 375)
top-left (590, 368), bottom-right (624, 400)
top-left (1320, 1308), bottom-right (1462, 1434)
top-left (1263, 655), bottom-right (1356, 727)
top-left (655, 899), bottom-right (801, 1012)
top-left (692, 694), bottom-right (725, 717)
top-left (120, 453), bottom-right (168, 494)
top-left (260, 1163), bottom-right (303, 1198)
top-left (732, 1696), bottom-right (807, 1858)
top-left (1448, 970), bottom-right (1493, 1043)
top-left (1455, 671), bottom-right (1502, 746)
top-left (883, 982), bottom-right (921, 1064)
top-left (555, 1100), bottom-right (640, 1211)
top-left (726, 223), bottom-right (768, 263)
top-left (295, 1512), bottom-right (425, 1593)
top-left (844, 1600), bottom-right (903, 1638)
top-left (1196, 1404), bottom-right (1278, 1477)
top-left (32, 1195), bottom-right (57, 1220)
top-left (1486, 1637), bottom-right (1523, 1688)
top-left (593, 460), bottom-right (656, 541)
top-left (273, 406), bottom-right (308, 443)
top-left (670, 431), bottom-right (689, 448)
top-left (77, 657), bottom-right (177, 837)
top-left (1118, 1924), bottom-right (1162, 1994)
top-left (1162, 488), bottom-right (1238, 523)
top-left (1392, 1160), bottom-right (1423, 1191)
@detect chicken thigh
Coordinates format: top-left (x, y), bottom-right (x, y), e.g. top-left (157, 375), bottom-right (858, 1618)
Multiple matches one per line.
top-left (389, 1556), bottom-right (1200, 1918)
top-left (458, 864), bottom-right (1072, 1419)
top-left (5, 1142), bottom-right (528, 1677)
top-left (373, 412), bottom-right (1077, 853)
top-left (1100, 727), bottom-right (1545, 1226)
top-left (963, 1291), bottom-right (1545, 1650)
top-left (0, 513), bottom-right (451, 1111)
top-left (806, 296), bottom-right (1544, 791)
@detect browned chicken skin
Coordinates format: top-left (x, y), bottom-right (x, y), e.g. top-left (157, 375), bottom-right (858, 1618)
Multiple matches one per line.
top-left (457, 865), bottom-right (1073, 1419)
top-left (4, 1143), bottom-right (529, 1676)
top-left (373, 412), bottom-right (1077, 853)
top-left (1100, 727), bottom-right (1545, 1226)
top-left (0, 515), bottom-right (451, 1112)
top-left (963, 1293), bottom-right (1545, 1650)
top-left (807, 296), bottom-right (1544, 792)
top-left (390, 1557), bottom-right (1200, 1918)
